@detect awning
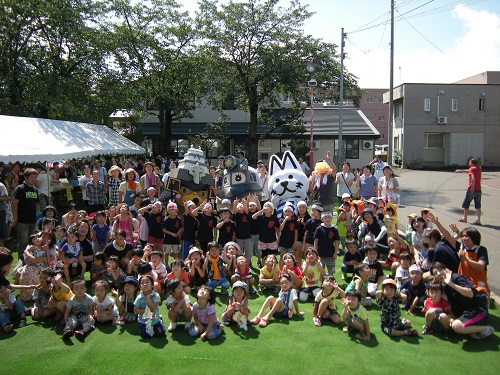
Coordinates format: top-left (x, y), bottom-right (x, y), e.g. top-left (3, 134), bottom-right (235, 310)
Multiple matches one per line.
top-left (0, 115), bottom-right (145, 163)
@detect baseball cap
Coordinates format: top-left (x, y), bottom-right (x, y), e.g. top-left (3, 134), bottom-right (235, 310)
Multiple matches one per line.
top-left (409, 264), bottom-right (422, 273)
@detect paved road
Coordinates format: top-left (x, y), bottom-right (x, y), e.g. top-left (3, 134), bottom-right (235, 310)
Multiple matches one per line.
top-left (394, 169), bottom-right (500, 295)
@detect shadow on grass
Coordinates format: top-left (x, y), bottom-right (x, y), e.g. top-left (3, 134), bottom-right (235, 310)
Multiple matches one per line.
top-left (226, 323), bottom-right (260, 340)
top-left (347, 331), bottom-right (380, 347)
top-left (170, 328), bottom-right (197, 346)
top-left (139, 335), bottom-right (168, 348)
top-left (96, 323), bottom-right (118, 335)
top-left (459, 313), bottom-right (500, 352)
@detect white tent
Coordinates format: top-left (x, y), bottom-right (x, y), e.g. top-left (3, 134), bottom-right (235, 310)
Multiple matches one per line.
top-left (0, 115), bottom-right (145, 163)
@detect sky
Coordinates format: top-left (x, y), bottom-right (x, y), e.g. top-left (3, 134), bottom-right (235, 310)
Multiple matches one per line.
top-left (180, 0), bottom-right (500, 88)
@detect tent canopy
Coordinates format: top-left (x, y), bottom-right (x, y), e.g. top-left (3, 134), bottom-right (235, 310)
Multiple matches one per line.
top-left (0, 115), bottom-right (145, 163)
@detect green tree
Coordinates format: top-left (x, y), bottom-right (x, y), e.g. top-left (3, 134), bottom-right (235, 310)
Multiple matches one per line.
top-left (108, 0), bottom-right (202, 156)
top-left (197, 0), bottom-right (360, 164)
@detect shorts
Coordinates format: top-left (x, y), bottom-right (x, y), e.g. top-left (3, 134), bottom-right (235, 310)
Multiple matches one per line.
top-left (122, 311), bottom-right (137, 322)
top-left (258, 241), bottom-right (278, 251)
top-left (163, 244), bottom-right (181, 254)
top-left (382, 318), bottom-right (408, 336)
top-left (273, 307), bottom-right (292, 319)
top-left (148, 236), bottom-right (164, 246)
top-left (278, 246), bottom-right (294, 254)
top-left (462, 190), bottom-right (482, 209)
top-left (322, 308), bottom-right (339, 319)
top-left (457, 310), bottom-right (488, 327)
top-left (188, 323), bottom-right (222, 339)
top-left (347, 313), bottom-right (366, 328)
top-left (138, 320), bottom-right (166, 338)
top-left (67, 313), bottom-right (94, 330)
top-left (430, 316), bottom-right (447, 332)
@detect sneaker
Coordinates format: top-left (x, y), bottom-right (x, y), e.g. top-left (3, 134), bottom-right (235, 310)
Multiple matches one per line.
top-left (422, 325), bottom-right (433, 335)
top-left (3, 323), bottom-right (14, 334)
top-left (406, 329), bottom-right (418, 336)
top-left (168, 322), bottom-right (178, 332)
top-left (184, 322), bottom-right (192, 331)
top-left (238, 321), bottom-right (248, 331)
top-left (62, 327), bottom-right (74, 340)
top-left (470, 326), bottom-right (495, 340)
top-left (257, 287), bottom-right (263, 294)
top-left (117, 317), bottom-right (125, 326)
top-left (18, 317), bottom-right (27, 328)
top-left (313, 316), bottom-right (323, 327)
top-left (75, 330), bottom-right (86, 340)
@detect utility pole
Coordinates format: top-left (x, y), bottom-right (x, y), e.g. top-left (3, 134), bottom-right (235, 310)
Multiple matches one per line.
top-left (388, 0), bottom-right (394, 166)
top-left (338, 28), bottom-right (345, 168)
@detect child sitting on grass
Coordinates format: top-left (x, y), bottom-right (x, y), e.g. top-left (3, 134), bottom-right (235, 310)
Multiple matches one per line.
top-left (250, 274), bottom-right (305, 328)
top-left (345, 263), bottom-right (372, 307)
top-left (222, 280), bottom-right (250, 331)
top-left (258, 254), bottom-right (280, 293)
top-left (127, 248), bottom-right (146, 277)
top-left (62, 279), bottom-right (95, 341)
top-left (232, 256), bottom-right (255, 296)
top-left (421, 282), bottom-right (452, 339)
top-left (0, 284), bottom-right (27, 333)
top-left (363, 246), bottom-right (385, 297)
top-left (300, 248), bottom-right (325, 302)
top-left (60, 228), bottom-right (86, 283)
top-left (103, 255), bottom-right (125, 290)
top-left (167, 259), bottom-right (191, 294)
top-left (188, 285), bottom-right (223, 340)
top-left (150, 250), bottom-right (168, 293)
top-left (92, 280), bottom-right (118, 325)
top-left (376, 279), bottom-right (418, 337)
top-left (30, 267), bottom-right (55, 321)
top-left (341, 290), bottom-right (370, 341)
top-left (203, 241), bottom-right (230, 294)
top-left (341, 239), bottom-right (363, 280)
top-left (185, 247), bottom-right (206, 291)
top-left (47, 271), bottom-right (73, 322)
top-left (400, 264), bottom-right (426, 316)
top-left (90, 252), bottom-right (107, 282)
top-left (113, 276), bottom-right (139, 325)
top-left (165, 278), bottom-right (192, 333)
top-left (134, 275), bottom-right (165, 338)
top-left (395, 254), bottom-right (411, 289)
top-left (312, 274), bottom-right (345, 327)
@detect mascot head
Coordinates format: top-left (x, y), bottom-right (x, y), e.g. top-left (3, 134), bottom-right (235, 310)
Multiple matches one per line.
top-left (217, 155), bottom-right (262, 200)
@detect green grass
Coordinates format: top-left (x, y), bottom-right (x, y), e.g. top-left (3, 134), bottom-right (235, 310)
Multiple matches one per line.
top-left (2, 257), bottom-right (500, 375)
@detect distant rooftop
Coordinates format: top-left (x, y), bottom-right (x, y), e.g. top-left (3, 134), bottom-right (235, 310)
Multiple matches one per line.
top-left (453, 71), bottom-right (500, 85)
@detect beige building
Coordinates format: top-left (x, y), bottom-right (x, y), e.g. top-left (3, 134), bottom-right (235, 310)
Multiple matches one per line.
top-left (383, 74), bottom-right (500, 168)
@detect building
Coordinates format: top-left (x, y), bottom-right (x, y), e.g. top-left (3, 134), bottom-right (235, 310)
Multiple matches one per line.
top-left (383, 73), bottom-right (500, 168)
top-left (358, 88), bottom-right (389, 145)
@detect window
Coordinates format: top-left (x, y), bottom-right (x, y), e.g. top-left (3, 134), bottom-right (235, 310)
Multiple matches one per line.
top-left (479, 98), bottom-right (485, 111)
top-left (378, 115), bottom-right (385, 121)
top-left (334, 139), bottom-right (359, 159)
top-left (424, 133), bottom-right (443, 148)
top-left (366, 97), bottom-right (374, 103)
top-left (378, 97), bottom-right (383, 103)
top-left (424, 98), bottom-right (431, 112)
top-left (452, 99), bottom-right (458, 112)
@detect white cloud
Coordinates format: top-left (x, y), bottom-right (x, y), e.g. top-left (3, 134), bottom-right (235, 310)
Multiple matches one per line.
top-left (349, 5), bottom-right (500, 88)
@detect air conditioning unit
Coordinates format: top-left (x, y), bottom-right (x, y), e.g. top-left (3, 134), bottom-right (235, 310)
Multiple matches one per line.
top-left (362, 140), bottom-right (373, 150)
top-left (310, 141), bottom-right (320, 150)
top-left (437, 116), bottom-right (448, 124)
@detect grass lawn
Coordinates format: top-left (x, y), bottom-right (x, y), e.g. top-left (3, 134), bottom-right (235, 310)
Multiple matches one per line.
top-left (2, 252), bottom-right (499, 375)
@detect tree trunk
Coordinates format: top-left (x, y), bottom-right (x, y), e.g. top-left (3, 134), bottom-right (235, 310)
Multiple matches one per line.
top-left (248, 101), bottom-right (259, 165)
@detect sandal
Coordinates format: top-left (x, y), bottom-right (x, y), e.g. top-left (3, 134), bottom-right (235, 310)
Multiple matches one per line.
top-left (250, 317), bottom-right (261, 325)
top-left (472, 221), bottom-right (482, 226)
top-left (75, 330), bottom-right (86, 340)
top-left (258, 318), bottom-right (268, 328)
top-left (3, 323), bottom-right (14, 333)
top-left (458, 217), bottom-right (466, 222)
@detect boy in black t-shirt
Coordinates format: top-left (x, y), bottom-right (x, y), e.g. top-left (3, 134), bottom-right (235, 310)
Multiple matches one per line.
top-left (181, 201), bottom-right (198, 259)
top-left (252, 202), bottom-right (279, 259)
top-left (313, 211), bottom-right (340, 275)
top-left (400, 264), bottom-right (426, 315)
top-left (162, 202), bottom-right (183, 265)
top-left (341, 239), bottom-right (363, 280)
top-left (363, 246), bottom-right (385, 297)
top-left (216, 208), bottom-right (235, 247)
top-left (278, 204), bottom-right (298, 268)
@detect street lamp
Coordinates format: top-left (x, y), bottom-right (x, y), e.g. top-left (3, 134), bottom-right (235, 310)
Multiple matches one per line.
top-left (306, 63), bottom-right (316, 172)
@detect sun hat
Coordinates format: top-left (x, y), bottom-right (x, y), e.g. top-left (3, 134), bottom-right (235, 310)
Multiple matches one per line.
top-left (108, 165), bottom-right (122, 176)
top-left (382, 278), bottom-right (397, 287)
top-left (187, 247), bottom-right (203, 259)
top-left (123, 276), bottom-right (139, 287)
top-left (232, 280), bottom-right (247, 290)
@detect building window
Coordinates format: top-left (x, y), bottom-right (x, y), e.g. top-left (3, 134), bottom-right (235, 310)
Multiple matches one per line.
top-left (424, 133), bottom-right (443, 148)
top-left (378, 97), bottom-right (383, 103)
top-left (424, 98), bottom-right (431, 112)
top-left (378, 115), bottom-right (385, 121)
top-left (479, 98), bottom-right (485, 111)
top-left (452, 99), bottom-right (458, 112)
top-left (366, 97), bottom-right (374, 103)
top-left (334, 139), bottom-right (359, 159)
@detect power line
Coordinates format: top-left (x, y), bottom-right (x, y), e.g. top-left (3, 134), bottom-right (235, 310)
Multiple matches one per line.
top-left (395, 8), bottom-right (446, 53)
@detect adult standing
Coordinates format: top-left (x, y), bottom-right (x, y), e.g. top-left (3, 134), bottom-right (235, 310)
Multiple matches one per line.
top-left (258, 163), bottom-right (270, 206)
top-left (11, 168), bottom-right (39, 258)
top-left (456, 158), bottom-right (482, 225)
top-left (355, 165), bottom-right (378, 199)
top-left (335, 162), bottom-right (354, 201)
top-left (298, 157), bottom-right (310, 176)
top-left (0, 180), bottom-right (13, 246)
top-left (93, 159), bottom-right (107, 187)
top-left (86, 170), bottom-right (106, 214)
top-left (369, 155), bottom-right (385, 181)
top-left (310, 151), bottom-right (337, 212)
top-left (378, 166), bottom-right (400, 204)
top-left (107, 165), bottom-right (123, 207)
top-left (139, 162), bottom-right (160, 199)
top-left (65, 159), bottom-right (79, 188)
top-left (119, 168), bottom-right (143, 206)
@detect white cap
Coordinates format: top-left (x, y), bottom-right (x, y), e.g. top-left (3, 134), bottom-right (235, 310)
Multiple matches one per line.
top-left (297, 200), bottom-right (307, 208)
top-left (167, 202), bottom-right (178, 210)
top-left (342, 193), bottom-right (351, 200)
top-left (221, 199), bottom-right (231, 205)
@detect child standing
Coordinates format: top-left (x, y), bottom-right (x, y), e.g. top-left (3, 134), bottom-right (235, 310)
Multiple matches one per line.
top-left (222, 280), bottom-right (250, 331)
top-left (92, 280), bottom-right (119, 325)
top-left (376, 279), bottom-right (418, 337)
top-left (341, 290), bottom-right (370, 341)
top-left (216, 208), bottom-right (236, 247)
top-left (91, 211), bottom-right (110, 252)
top-left (188, 285), bottom-right (223, 340)
top-left (252, 202), bottom-right (280, 259)
top-left (203, 241), bottom-right (230, 294)
top-left (193, 201), bottom-right (217, 252)
top-left (162, 202), bottom-right (183, 265)
top-left (302, 203), bottom-right (323, 255)
top-left (134, 275), bottom-right (165, 338)
top-left (299, 248), bottom-right (325, 302)
top-left (278, 204), bottom-right (298, 268)
top-left (295, 200), bottom-right (311, 262)
top-left (233, 198), bottom-right (253, 264)
top-left (421, 282), bottom-right (452, 338)
top-left (312, 274), bottom-right (345, 327)
top-left (165, 278), bottom-right (192, 332)
top-left (313, 211), bottom-right (340, 275)
top-left (138, 202), bottom-right (164, 255)
top-left (248, 201), bottom-right (262, 267)
top-left (250, 274), bottom-right (305, 328)
top-left (113, 276), bottom-right (139, 325)
top-left (62, 279), bottom-right (95, 340)
top-left (181, 200), bottom-right (198, 259)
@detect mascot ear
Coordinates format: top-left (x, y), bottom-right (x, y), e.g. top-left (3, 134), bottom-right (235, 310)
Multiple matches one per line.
top-left (282, 151), bottom-right (299, 170)
top-left (269, 154), bottom-right (281, 176)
